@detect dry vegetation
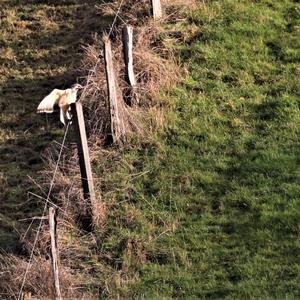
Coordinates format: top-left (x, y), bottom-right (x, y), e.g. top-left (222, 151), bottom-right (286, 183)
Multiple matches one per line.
top-left (0, 1), bottom-right (191, 298)
top-left (2, 0), bottom-right (299, 298)
top-left (0, 254), bottom-right (77, 298)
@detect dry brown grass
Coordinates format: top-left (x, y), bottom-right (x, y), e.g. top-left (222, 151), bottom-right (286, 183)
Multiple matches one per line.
top-left (0, 254), bottom-right (79, 299)
top-left (78, 20), bottom-right (179, 142)
top-left (96, 0), bottom-right (197, 25)
top-left (1, 0), bottom-right (194, 298)
top-left (96, 0), bottom-right (152, 27)
top-left (133, 23), bottom-right (180, 100)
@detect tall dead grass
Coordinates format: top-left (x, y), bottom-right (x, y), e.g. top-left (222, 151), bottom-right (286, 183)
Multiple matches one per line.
top-left (0, 0), bottom-right (193, 298)
top-left (0, 254), bottom-right (79, 299)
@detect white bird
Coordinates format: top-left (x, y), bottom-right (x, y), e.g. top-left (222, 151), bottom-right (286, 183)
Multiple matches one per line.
top-left (37, 83), bottom-right (83, 125)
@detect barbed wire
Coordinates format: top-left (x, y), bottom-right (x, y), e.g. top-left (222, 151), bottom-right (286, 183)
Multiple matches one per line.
top-left (17, 122), bottom-right (70, 300)
top-left (108, 0), bottom-right (126, 37)
top-left (17, 2), bottom-right (127, 296)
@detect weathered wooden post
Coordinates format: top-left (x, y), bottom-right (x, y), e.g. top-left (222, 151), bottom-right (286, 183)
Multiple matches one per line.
top-left (103, 35), bottom-right (126, 145)
top-left (122, 26), bottom-right (136, 87)
top-left (48, 207), bottom-right (62, 300)
top-left (122, 26), bottom-right (138, 105)
top-left (70, 102), bottom-right (97, 224)
top-left (151, 0), bottom-right (162, 20)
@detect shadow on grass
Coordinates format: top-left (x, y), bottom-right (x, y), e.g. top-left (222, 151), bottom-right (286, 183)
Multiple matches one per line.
top-left (0, 1), bottom-right (112, 253)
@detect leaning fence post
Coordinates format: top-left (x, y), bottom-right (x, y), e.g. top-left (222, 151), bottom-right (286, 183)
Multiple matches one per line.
top-left (70, 102), bottom-right (97, 226)
top-left (49, 207), bottom-right (62, 300)
top-left (103, 35), bottom-right (126, 145)
top-left (151, 0), bottom-right (162, 20)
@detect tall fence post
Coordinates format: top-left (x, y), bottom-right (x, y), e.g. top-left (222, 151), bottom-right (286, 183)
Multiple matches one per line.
top-left (103, 35), bottom-right (126, 145)
top-left (70, 102), bottom-right (97, 226)
top-left (151, 0), bottom-right (162, 20)
top-left (49, 207), bottom-right (62, 300)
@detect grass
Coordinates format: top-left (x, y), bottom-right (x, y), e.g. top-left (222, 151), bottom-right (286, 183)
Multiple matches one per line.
top-left (1, 0), bottom-right (300, 298)
top-left (89, 0), bottom-right (300, 298)
top-left (0, 0), bottom-right (111, 252)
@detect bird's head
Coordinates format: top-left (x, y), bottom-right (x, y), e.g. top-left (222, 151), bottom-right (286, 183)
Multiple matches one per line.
top-left (71, 83), bottom-right (83, 91)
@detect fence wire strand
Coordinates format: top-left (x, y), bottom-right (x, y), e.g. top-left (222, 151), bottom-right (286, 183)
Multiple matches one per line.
top-left (108, 0), bottom-right (125, 37)
top-left (17, 122), bottom-right (70, 300)
top-left (18, 1), bottom-right (126, 297)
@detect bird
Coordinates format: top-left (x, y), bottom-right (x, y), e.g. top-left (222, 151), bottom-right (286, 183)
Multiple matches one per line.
top-left (37, 83), bottom-right (83, 125)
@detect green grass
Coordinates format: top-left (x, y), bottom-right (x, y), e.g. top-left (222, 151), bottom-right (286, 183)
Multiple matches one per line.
top-left (91, 0), bottom-right (300, 298)
top-left (0, 0), bottom-right (111, 252)
top-left (1, 0), bottom-right (300, 298)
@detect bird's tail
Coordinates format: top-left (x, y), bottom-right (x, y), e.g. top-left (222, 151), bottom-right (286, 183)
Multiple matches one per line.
top-left (60, 107), bottom-right (73, 126)
top-left (60, 108), bottom-right (67, 125)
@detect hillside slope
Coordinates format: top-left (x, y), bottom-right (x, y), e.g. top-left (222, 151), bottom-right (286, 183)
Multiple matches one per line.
top-left (0, 0), bottom-right (299, 299)
top-left (0, 0), bottom-right (110, 251)
top-left (102, 0), bottom-right (299, 298)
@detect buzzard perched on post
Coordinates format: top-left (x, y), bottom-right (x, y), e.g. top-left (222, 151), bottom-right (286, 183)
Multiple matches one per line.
top-left (37, 83), bottom-right (83, 125)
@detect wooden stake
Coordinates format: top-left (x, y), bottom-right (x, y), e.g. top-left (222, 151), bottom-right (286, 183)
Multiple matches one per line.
top-left (71, 102), bottom-right (97, 224)
top-left (122, 26), bottom-right (136, 87)
top-left (103, 36), bottom-right (126, 144)
top-left (151, 0), bottom-right (162, 20)
top-left (49, 207), bottom-right (61, 300)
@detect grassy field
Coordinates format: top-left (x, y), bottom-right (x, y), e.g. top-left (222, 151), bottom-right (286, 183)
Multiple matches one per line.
top-left (94, 0), bottom-right (300, 298)
top-left (0, 0), bottom-right (111, 252)
top-left (1, 0), bottom-right (300, 298)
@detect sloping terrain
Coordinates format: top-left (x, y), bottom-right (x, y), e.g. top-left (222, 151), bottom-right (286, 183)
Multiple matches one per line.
top-left (94, 0), bottom-right (300, 298)
top-left (0, 0), bottom-right (110, 251)
top-left (121, 1), bottom-right (300, 297)
top-left (0, 0), bottom-right (300, 299)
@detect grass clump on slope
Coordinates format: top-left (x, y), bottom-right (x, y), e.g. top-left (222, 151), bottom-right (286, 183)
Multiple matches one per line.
top-left (96, 0), bottom-right (300, 298)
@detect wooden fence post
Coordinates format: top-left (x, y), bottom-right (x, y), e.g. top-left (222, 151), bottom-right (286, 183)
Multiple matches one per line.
top-left (151, 0), bottom-right (162, 20)
top-left (122, 26), bottom-right (136, 87)
top-left (103, 35), bottom-right (126, 145)
top-left (70, 102), bottom-right (97, 225)
top-left (49, 207), bottom-right (62, 300)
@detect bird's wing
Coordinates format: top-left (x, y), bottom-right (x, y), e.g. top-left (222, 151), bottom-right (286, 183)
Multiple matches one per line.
top-left (66, 89), bottom-right (78, 104)
top-left (37, 89), bottom-right (65, 113)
